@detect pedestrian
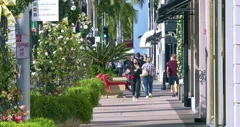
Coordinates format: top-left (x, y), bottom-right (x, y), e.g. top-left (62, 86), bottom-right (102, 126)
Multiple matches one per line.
top-left (135, 53), bottom-right (145, 67)
top-left (143, 54), bottom-right (147, 62)
top-left (123, 56), bottom-right (133, 72)
top-left (141, 57), bottom-right (156, 98)
top-left (116, 60), bottom-right (123, 77)
top-left (128, 58), bottom-right (142, 102)
top-left (166, 54), bottom-right (179, 97)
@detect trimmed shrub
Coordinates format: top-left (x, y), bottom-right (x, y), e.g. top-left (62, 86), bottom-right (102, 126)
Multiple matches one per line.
top-left (30, 94), bottom-right (93, 124)
top-left (66, 86), bottom-right (99, 107)
top-left (77, 78), bottom-right (106, 95)
top-left (0, 118), bottom-right (56, 127)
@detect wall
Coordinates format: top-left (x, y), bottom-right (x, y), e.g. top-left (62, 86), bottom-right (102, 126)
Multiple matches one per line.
top-left (233, 0), bottom-right (240, 127)
top-left (225, 0), bottom-right (234, 127)
top-left (199, 0), bottom-right (207, 120)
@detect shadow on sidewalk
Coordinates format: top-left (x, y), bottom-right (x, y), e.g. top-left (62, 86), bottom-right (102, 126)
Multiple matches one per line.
top-left (167, 98), bottom-right (207, 127)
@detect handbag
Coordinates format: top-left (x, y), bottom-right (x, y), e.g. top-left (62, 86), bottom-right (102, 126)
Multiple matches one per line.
top-left (141, 69), bottom-right (148, 77)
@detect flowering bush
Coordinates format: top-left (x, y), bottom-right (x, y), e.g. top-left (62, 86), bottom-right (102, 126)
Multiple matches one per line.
top-left (0, 44), bottom-right (23, 121)
top-left (76, 12), bottom-right (92, 38)
top-left (32, 19), bottom-right (92, 95)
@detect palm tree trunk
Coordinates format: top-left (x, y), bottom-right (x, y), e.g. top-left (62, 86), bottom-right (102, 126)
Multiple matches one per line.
top-left (92, 0), bottom-right (98, 36)
top-left (116, 15), bottom-right (122, 44)
top-left (119, 19), bottom-right (123, 43)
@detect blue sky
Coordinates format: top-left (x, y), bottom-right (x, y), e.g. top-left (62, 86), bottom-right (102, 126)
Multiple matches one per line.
top-left (133, 2), bottom-right (148, 55)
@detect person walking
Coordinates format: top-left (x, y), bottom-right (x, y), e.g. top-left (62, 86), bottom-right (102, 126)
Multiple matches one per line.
top-left (116, 60), bottom-right (123, 77)
top-left (166, 54), bottom-right (179, 97)
top-left (135, 53), bottom-right (145, 67)
top-left (127, 58), bottom-right (142, 102)
top-left (141, 57), bottom-right (156, 98)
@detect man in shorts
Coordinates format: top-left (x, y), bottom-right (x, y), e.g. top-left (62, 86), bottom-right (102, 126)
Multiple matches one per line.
top-left (167, 54), bottom-right (179, 97)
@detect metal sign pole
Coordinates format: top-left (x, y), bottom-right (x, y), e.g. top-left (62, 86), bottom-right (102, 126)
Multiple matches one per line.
top-left (16, 8), bottom-right (31, 120)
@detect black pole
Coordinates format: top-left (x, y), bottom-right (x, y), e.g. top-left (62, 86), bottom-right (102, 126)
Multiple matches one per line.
top-left (183, 12), bottom-right (191, 107)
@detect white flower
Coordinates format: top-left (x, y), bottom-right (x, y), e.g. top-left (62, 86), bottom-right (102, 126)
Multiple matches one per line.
top-left (49, 61), bottom-right (52, 63)
top-left (81, 12), bottom-right (86, 16)
top-left (33, 60), bottom-right (36, 64)
top-left (62, 58), bottom-right (65, 60)
top-left (53, 51), bottom-right (56, 54)
top-left (72, 23), bottom-right (75, 26)
top-left (51, 23), bottom-right (56, 26)
top-left (80, 38), bottom-right (84, 42)
top-left (58, 36), bottom-right (63, 39)
top-left (37, 52), bottom-right (40, 54)
top-left (45, 52), bottom-right (48, 56)
top-left (59, 47), bottom-right (62, 50)
top-left (32, 72), bottom-right (37, 76)
top-left (71, 47), bottom-right (74, 51)
top-left (39, 31), bottom-right (43, 34)
top-left (66, 37), bottom-right (69, 40)
top-left (61, 29), bottom-right (64, 33)
top-left (83, 25), bottom-right (88, 29)
top-left (64, 41), bottom-right (67, 45)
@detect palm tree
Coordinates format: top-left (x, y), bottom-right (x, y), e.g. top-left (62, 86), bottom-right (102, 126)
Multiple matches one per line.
top-left (83, 41), bottom-right (133, 75)
top-left (131, 0), bottom-right (146, 8)
top-left (98, 0), bottom-right (137, 43)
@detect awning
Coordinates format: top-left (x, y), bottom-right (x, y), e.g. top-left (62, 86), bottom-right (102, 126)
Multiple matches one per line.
top-left (140, 30), bottom-right (161, 48)
top-left (139, 30), bottom-right (154, 48)
top-left (125, 49), bottom-right (134, 53)
top-left (156, 0), bottom-right (192, 24)
top-left (146, 32), bottom-right (161, 42)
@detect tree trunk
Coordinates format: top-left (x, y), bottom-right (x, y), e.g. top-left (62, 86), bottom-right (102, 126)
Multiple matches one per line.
top-left (92, 0), bottom-right (98, 36)
top-left (116, 15), bottom-right (122, 44)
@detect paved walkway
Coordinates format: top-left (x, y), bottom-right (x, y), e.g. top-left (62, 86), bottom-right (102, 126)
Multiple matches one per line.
top-left (81, 81), bottom-right (206, 127)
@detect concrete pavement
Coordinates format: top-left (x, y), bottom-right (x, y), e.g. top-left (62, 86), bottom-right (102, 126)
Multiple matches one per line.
top-left (80, 81), bottom-right (206, 127)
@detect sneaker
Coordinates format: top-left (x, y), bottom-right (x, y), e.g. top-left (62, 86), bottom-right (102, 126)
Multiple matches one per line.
top-left (146, 96), bottom-right (149, 98)
top-left (132, 96), bottom-right (136, 101)
top-left (149, 93), bottom-right (152, 98)
top-left (135, 99), bottom-right (138, 102)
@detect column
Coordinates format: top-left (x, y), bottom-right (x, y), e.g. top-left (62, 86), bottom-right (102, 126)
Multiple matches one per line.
top-left (233, 1), bottom-right (240, 127)
top-left (198, 0), bottom-right (207, 120)
top-left (225, 0), bottom-right (234, 127)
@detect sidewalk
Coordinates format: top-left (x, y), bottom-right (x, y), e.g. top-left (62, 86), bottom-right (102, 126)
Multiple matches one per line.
top-left (81, 81), bottom-right (206, 127)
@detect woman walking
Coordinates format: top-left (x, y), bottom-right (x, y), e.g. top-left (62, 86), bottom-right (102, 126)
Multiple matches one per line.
top-left (127, 58), bottom-right (142, 102)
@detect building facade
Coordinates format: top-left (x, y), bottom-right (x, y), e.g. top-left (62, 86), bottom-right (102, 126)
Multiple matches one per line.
top-left (140, 0), bottom-right (240, 126)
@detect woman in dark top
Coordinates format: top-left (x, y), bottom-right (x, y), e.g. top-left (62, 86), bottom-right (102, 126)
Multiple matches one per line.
top-left (127, 58), bottom-right (142, 102)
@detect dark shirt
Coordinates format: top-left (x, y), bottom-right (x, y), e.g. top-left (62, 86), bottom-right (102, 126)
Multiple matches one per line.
top-left (167, 60), bottom-right (178, 76)
top-left (124, 60), bottom-right (133, 69)
top-left (129, 64), bottom-right (142, 80)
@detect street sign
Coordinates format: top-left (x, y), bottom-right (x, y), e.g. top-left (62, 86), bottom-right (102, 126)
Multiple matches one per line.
top-left (16, 35), bottom-right (30, 59)
top-left (32, 0), bottom-right (59, 21)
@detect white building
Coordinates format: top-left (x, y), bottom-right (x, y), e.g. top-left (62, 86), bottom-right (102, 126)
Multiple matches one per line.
top-left (141, 0), bottom-right (240, 126)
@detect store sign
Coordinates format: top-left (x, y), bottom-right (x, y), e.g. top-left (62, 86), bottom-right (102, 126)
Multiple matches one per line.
top-left (32, 0), bottom-right (59, 21)
top-left (16, 35), bottom-right (30, 59)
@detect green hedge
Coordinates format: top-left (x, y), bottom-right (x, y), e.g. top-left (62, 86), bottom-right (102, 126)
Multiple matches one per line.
top-left (30, 94), bottom-right (93, 124)
top-left (66, 86), bottom-right (99, 107)
top-left (66, 78), bottom-right (106, 107)
top-left (0, 118), bottom-right (56, 127)
top-left (30, 79), bottom-right (104, 124)
top-left (76, 78), bottom-right (106, 95)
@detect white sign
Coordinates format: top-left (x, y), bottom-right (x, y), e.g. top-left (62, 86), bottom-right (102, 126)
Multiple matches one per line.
top-left (6, 26), bottom-right (16, 56)
top-left (16, 35), bottom-right (30, 59)
top-left (32, 0), bottom-right (59, 21)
